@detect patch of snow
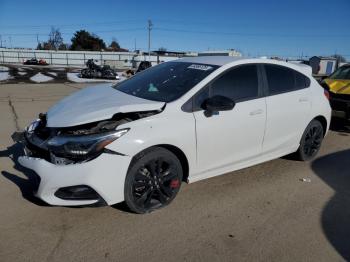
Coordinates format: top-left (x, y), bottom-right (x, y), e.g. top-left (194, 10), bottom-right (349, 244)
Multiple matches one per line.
top-left (67, 72), bottom-right (126, 83)
top-left (48, 72), bottom-right (57, 77)
top-left (0, 71), bottom-right (11, 81)
top-left (30, 73), bottom-right (53, 83)
top-left (18, 72), bottom-right (27, 76)
top-left (0, 66), bottom-right (9, 71)
top-left (17, 68), bottom-right (25, 72)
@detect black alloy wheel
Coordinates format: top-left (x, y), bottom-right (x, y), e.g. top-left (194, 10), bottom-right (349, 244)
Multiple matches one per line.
top-left (125, 147), bottom-right (183, 213)
top-left (297, 120), bottom-right (324, 161)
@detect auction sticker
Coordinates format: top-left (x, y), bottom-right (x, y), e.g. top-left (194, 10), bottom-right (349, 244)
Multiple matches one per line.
top-left (188, 64), bottom-right (213, 71)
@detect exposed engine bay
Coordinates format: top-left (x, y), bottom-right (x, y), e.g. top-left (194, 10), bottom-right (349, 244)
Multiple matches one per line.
top-left (13, 110), bottom-right (162, 165)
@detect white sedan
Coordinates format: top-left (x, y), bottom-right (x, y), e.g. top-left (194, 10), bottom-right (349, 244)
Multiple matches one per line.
top-left (16, 56), bottom-right (331, 213)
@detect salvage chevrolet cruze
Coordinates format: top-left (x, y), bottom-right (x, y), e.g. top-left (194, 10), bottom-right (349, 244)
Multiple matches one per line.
top-left (15, 57), bottom-right (331, 213)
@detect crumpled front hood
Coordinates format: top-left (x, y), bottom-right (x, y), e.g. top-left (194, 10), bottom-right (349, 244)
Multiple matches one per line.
top-left (46, 83), bottom-right (165, 127)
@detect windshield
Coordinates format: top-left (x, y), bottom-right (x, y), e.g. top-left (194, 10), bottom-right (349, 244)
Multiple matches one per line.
top-left (113, 62), bottom-right (218, 102)
top-left (329, 66), bottom-right (350, 80)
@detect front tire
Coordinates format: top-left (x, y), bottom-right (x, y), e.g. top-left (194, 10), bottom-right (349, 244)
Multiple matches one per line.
top-left (296, 119), bottom-right (324, 161)
top-left (124, 147), bottom-right (183, 214)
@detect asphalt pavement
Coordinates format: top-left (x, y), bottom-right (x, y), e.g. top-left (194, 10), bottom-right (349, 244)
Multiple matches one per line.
top-left (0, 83), bottom-right (349, 262)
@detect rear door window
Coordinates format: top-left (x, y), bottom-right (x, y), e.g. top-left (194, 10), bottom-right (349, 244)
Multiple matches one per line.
top-left (265, 64), bottom-right (310, 95)
top-left (265, 64), bottom-right (295, 95)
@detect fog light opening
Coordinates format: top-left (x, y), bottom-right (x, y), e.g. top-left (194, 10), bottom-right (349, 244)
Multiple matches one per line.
top-left (54, 185), bottom-right (100, 200)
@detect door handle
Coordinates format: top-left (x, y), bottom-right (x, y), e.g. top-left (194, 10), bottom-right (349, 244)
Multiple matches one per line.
top-left (299, 97), bottom-right (309, 102)
top-left (249, 109), bottom-right (263, 116)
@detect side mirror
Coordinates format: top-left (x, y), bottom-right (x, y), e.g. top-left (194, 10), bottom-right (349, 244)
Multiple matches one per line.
top-left (201, 95), bottom-right (235, 116)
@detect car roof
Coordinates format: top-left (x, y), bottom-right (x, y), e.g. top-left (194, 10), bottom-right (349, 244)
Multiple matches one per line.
top-left (174, 56), bottom-right (244, 66)
top-left (174, 56), bottom-right (312, 76)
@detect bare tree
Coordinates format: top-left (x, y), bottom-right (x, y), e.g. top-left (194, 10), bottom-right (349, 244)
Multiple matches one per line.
top-left (48, 27), bottom-right (63, 50)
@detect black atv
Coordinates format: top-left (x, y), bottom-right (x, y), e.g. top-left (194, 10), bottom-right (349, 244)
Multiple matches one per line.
top-left (80, 59), bottom-right (119, 80)
top-left (136, 61), bottom-right (152, 73)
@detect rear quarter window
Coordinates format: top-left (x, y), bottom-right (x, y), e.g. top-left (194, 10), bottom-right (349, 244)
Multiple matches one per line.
top-left (295, 71), bottom-right (311, 89)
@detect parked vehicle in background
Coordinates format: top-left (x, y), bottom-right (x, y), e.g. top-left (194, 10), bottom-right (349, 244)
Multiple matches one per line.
top-left (321, 64), bottom-right (350, 120)
top-left (122, 61), bottom-right (152, 79)
top-left (23, 58), bottom-right (48, 65)
top-left (15, 56), bottom-right (331, 214)
top-left (136, 61), bottom-right (152, 73)
top-left (80, 59), bottom-right (119, 80)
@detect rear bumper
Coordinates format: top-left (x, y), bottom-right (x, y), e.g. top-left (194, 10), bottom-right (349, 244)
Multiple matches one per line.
top-left (329, 96), bottom-right (350, 120)
top-left (332, 110), bottom-right (347, 119)
top-left (18, 152), bottom-right (132, 206)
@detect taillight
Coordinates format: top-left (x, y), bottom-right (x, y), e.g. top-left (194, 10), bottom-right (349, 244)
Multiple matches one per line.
top-left (324, 89), bottom-right (330, 100)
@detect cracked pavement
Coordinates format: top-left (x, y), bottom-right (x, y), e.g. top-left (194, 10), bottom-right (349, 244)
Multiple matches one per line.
top-left (0, 83), bottom-right (350, 262)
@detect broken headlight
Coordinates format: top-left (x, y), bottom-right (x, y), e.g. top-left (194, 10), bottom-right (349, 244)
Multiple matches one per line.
top-left (47, 128), bottom-right (129, 161)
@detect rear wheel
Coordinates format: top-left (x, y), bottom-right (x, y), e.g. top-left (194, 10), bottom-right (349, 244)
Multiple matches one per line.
top-left (124, 147), bottom-right (183, 214)
top-left (296, 120), bottom-right (324, 161)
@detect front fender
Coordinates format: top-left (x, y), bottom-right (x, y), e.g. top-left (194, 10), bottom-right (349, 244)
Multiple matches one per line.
top-left (106, 111), bottom-right (197, 176)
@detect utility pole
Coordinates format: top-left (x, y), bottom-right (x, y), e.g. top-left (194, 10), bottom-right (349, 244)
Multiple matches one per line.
top-left (0, 35), bottom-right (2, 48)
top-left (148, 19), bottom-right (153, 62)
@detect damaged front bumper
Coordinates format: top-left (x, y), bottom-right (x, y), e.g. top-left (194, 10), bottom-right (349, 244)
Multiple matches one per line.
top-left (13, 121), bottom-right (132, 206)
top-left (18, 152), bottom-right (132, 206)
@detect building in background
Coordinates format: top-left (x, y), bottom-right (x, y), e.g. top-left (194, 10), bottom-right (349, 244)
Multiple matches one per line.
top-left (198, 49), bottom-right (242, 57)
top-left (309, 56), bottom-right (337, 76)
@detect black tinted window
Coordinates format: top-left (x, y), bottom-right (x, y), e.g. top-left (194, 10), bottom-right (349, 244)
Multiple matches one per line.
top-left (265, 64), bottom-right (295, 94)
top-left (265, 64), bottom-right (310, 95)
top-left (211, 65), bottom-right (259, 101)
top-left (295, 71), bottom-right (310, 89)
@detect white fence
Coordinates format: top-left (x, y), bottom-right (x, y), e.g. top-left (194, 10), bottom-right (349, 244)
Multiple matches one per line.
top-left (0, 48), bottom-right (179, 69)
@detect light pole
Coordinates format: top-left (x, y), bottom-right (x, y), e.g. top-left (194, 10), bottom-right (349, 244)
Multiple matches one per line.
top-left (148, 19), bottom-right (153, 62)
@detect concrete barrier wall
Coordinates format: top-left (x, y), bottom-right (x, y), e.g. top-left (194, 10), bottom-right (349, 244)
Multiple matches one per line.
top-left (0, 48), bottom-right (179, 68)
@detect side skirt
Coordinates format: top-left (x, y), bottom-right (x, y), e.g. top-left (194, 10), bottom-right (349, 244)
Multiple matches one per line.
top-left (188, 146), bottom-right (298, 183)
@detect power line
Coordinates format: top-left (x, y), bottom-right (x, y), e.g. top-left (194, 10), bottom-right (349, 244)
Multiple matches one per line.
top-left (4, 27), bottom-right (350, 39)
top-left (0, 19), bottom-right (145, 29)
top-left (154, 27), bottom-right (350, 38)
top-left (0, 28), bottom-right (145, 37)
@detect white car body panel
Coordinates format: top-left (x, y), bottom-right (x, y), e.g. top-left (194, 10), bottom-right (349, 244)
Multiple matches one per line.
top-left (47, 84), bottom-right (165, 127)
top-left (193, 98), bottom-right (266, 176)
top-left (17, 56), bottom-right (331, 206)
top-left (262, 88), bottom-right (312, 156)
top-left (106, 105), bottom-right (197, 174)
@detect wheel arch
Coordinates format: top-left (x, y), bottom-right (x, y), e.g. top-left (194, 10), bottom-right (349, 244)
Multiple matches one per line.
top-left (313, 115), bottom-right (328, 137)
top-left (131, 144), bottom-right (190, 183)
